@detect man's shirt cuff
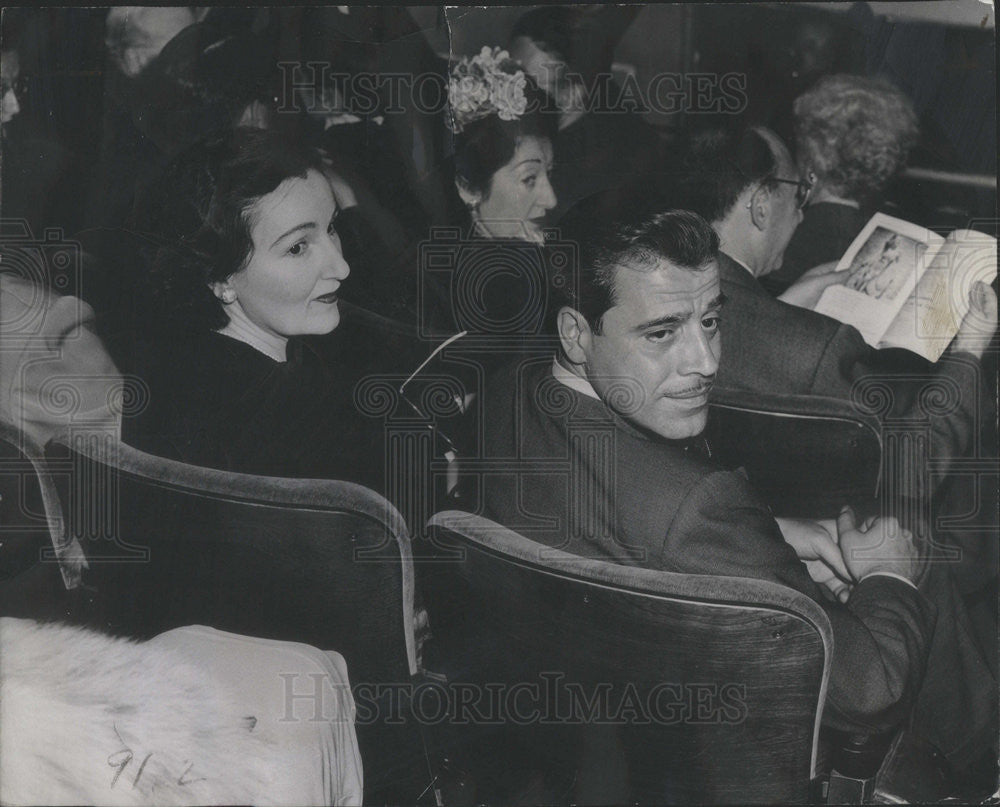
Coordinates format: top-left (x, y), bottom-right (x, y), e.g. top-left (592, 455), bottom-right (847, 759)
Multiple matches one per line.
top-left (860, 571), bottom-right (918, 590)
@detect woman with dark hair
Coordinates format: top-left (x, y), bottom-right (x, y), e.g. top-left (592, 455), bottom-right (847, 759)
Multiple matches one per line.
top-left (762, 74), bottom-right (919, 295)
top-left (122, 127), bottom-right (403, 489)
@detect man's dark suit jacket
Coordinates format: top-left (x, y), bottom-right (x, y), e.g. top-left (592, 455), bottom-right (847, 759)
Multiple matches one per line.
top-left (714, 251), bottom-right (984, 478)
top-left (478, 359), bottom-right (994, 767)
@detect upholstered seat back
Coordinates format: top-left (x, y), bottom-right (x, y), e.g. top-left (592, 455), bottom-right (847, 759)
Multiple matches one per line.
top-left (0, 421), bottom-right (85, 618)
top-left (707, 389), bottom-right (882, 518)
top-left (44, 435), bottom-right (424, 803)
top-left (425, 511), bottom-right (832, 805)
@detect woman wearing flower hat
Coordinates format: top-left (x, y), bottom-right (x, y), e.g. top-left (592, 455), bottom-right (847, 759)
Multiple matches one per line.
top-left (447, 46), bottom-right (560, 245)
top-left (315, 47), bottom-right (560, 336)
top-left (413, 46), bottom-right (563, 342)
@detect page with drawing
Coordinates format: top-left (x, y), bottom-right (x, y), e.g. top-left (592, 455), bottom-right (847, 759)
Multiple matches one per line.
top-left (878, 229), bottom-right (998, 362)
top-left (813, 213), bottom-right (945, 349)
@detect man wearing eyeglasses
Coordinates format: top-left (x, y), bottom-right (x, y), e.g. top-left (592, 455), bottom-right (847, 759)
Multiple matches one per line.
top-left (675, 125), bottom-right (997, 484)
top-left (709, 127), bottom-right (814, 282)
top-left (471, 198), bottom-right (995, 796)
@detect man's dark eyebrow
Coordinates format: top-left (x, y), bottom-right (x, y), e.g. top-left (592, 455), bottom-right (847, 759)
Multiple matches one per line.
top-left (633, 311), bottom-right (690, 333)
top-left (632, 292), bottom-right (726, 333)
top-left (270, 222), bottom-right (316, 249)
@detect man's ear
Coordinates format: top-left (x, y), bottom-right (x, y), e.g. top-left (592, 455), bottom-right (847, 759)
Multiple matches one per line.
top-left (748, 183), bottom-right (772, 232)
top-left (454, 176), bottom-right (482, 210)
top-left (557, 306), bottom-right (592, 365)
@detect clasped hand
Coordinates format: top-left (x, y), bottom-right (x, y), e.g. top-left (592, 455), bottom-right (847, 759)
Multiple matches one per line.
top-left (776, 516), bottom-right (852, 602)
top-left (777, 506), bottom-right (919, 603)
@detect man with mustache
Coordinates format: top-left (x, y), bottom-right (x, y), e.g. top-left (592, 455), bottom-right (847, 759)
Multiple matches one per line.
top-left (474, 202), bottom-right (993, 784)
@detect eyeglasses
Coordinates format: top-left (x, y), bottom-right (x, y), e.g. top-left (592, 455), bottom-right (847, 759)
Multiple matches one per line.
top-left (771, 173), bottom-right (814, 209)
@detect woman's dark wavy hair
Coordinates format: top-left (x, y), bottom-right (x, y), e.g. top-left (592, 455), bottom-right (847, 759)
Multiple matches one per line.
top-left (132, 127), bottom-right (325, 333)
top-left (451, 74), bottom-right (558, 200)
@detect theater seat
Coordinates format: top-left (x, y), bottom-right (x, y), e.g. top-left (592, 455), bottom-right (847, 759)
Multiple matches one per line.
top-left (706, 388), bottom-right (882, 519)
top-left (424, 510), bottom-right (832, 805)
top-left (42, 434), bottom-right (428, 804)
top-left (0, 420), bottom-right (87, 619)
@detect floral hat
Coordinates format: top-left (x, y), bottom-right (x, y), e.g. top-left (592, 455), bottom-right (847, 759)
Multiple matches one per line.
top-left (447, 46), bottom-right (528, 133)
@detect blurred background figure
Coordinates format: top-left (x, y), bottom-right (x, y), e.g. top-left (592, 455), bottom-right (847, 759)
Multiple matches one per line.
top-left (291, 7), bottom-right (438, 280)
top-left (743, 8), bottom-right (860, 140)
top-left (294, 6), bottom-right (452, 236)
top-left (87, 8), bottom-right (277, 231)
top-left (2, 9), bottom-right (48, 230)
top-left (508, 5), bottom-right (661, 221)
top-left (763, 73), bottom-right (919, 295)
top-left (1, 41), bottom-right (21, 126)
top-left (131, 22), bottom-right (284, 152)
top-left (103, 6), bottom-right (203, 79)
top-left (1, 10), bottom-right (21, 216)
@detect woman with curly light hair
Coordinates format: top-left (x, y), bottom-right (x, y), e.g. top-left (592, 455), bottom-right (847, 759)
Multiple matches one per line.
top-left (763, 74), bottom-right (919, 294)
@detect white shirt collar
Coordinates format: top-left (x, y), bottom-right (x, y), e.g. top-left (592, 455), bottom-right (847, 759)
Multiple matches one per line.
top-left (551, 356), bottom-right (600, 400)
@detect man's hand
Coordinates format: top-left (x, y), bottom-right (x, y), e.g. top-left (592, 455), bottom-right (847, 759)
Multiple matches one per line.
top-left (805, 558), bottom-right (853, 603)
top-left (799, 260), bottom-right (842, 280)
top-left (775, 517), bottom-right (853, 603)
top-left (953, 281), bottom-right (998, 359)
top-left (836, 506), bottom-right (920, 584)
top-left (778, 262), bottom-right (846, 309)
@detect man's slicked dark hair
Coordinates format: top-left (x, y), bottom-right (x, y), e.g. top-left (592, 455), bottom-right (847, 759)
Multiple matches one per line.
top-left (554, 189), bottom-right (719, 334)
top-left (676, 125), bottom-right (780, 223)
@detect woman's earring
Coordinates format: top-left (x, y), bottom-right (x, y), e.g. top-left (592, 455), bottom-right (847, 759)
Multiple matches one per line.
top-left (220, 289), bottom-right (237, 304)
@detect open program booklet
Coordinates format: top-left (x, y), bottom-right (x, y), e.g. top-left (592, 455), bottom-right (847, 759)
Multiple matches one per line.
top-left (810, 213), bottom-right (997, 362)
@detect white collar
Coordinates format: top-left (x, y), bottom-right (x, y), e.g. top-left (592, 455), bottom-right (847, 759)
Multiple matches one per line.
top-left (551, 356), bottom-right (600, 401)
top-left (809, 190), bottom-right (860, 209)
top-left (217, 302), bottom-right (287, 363)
